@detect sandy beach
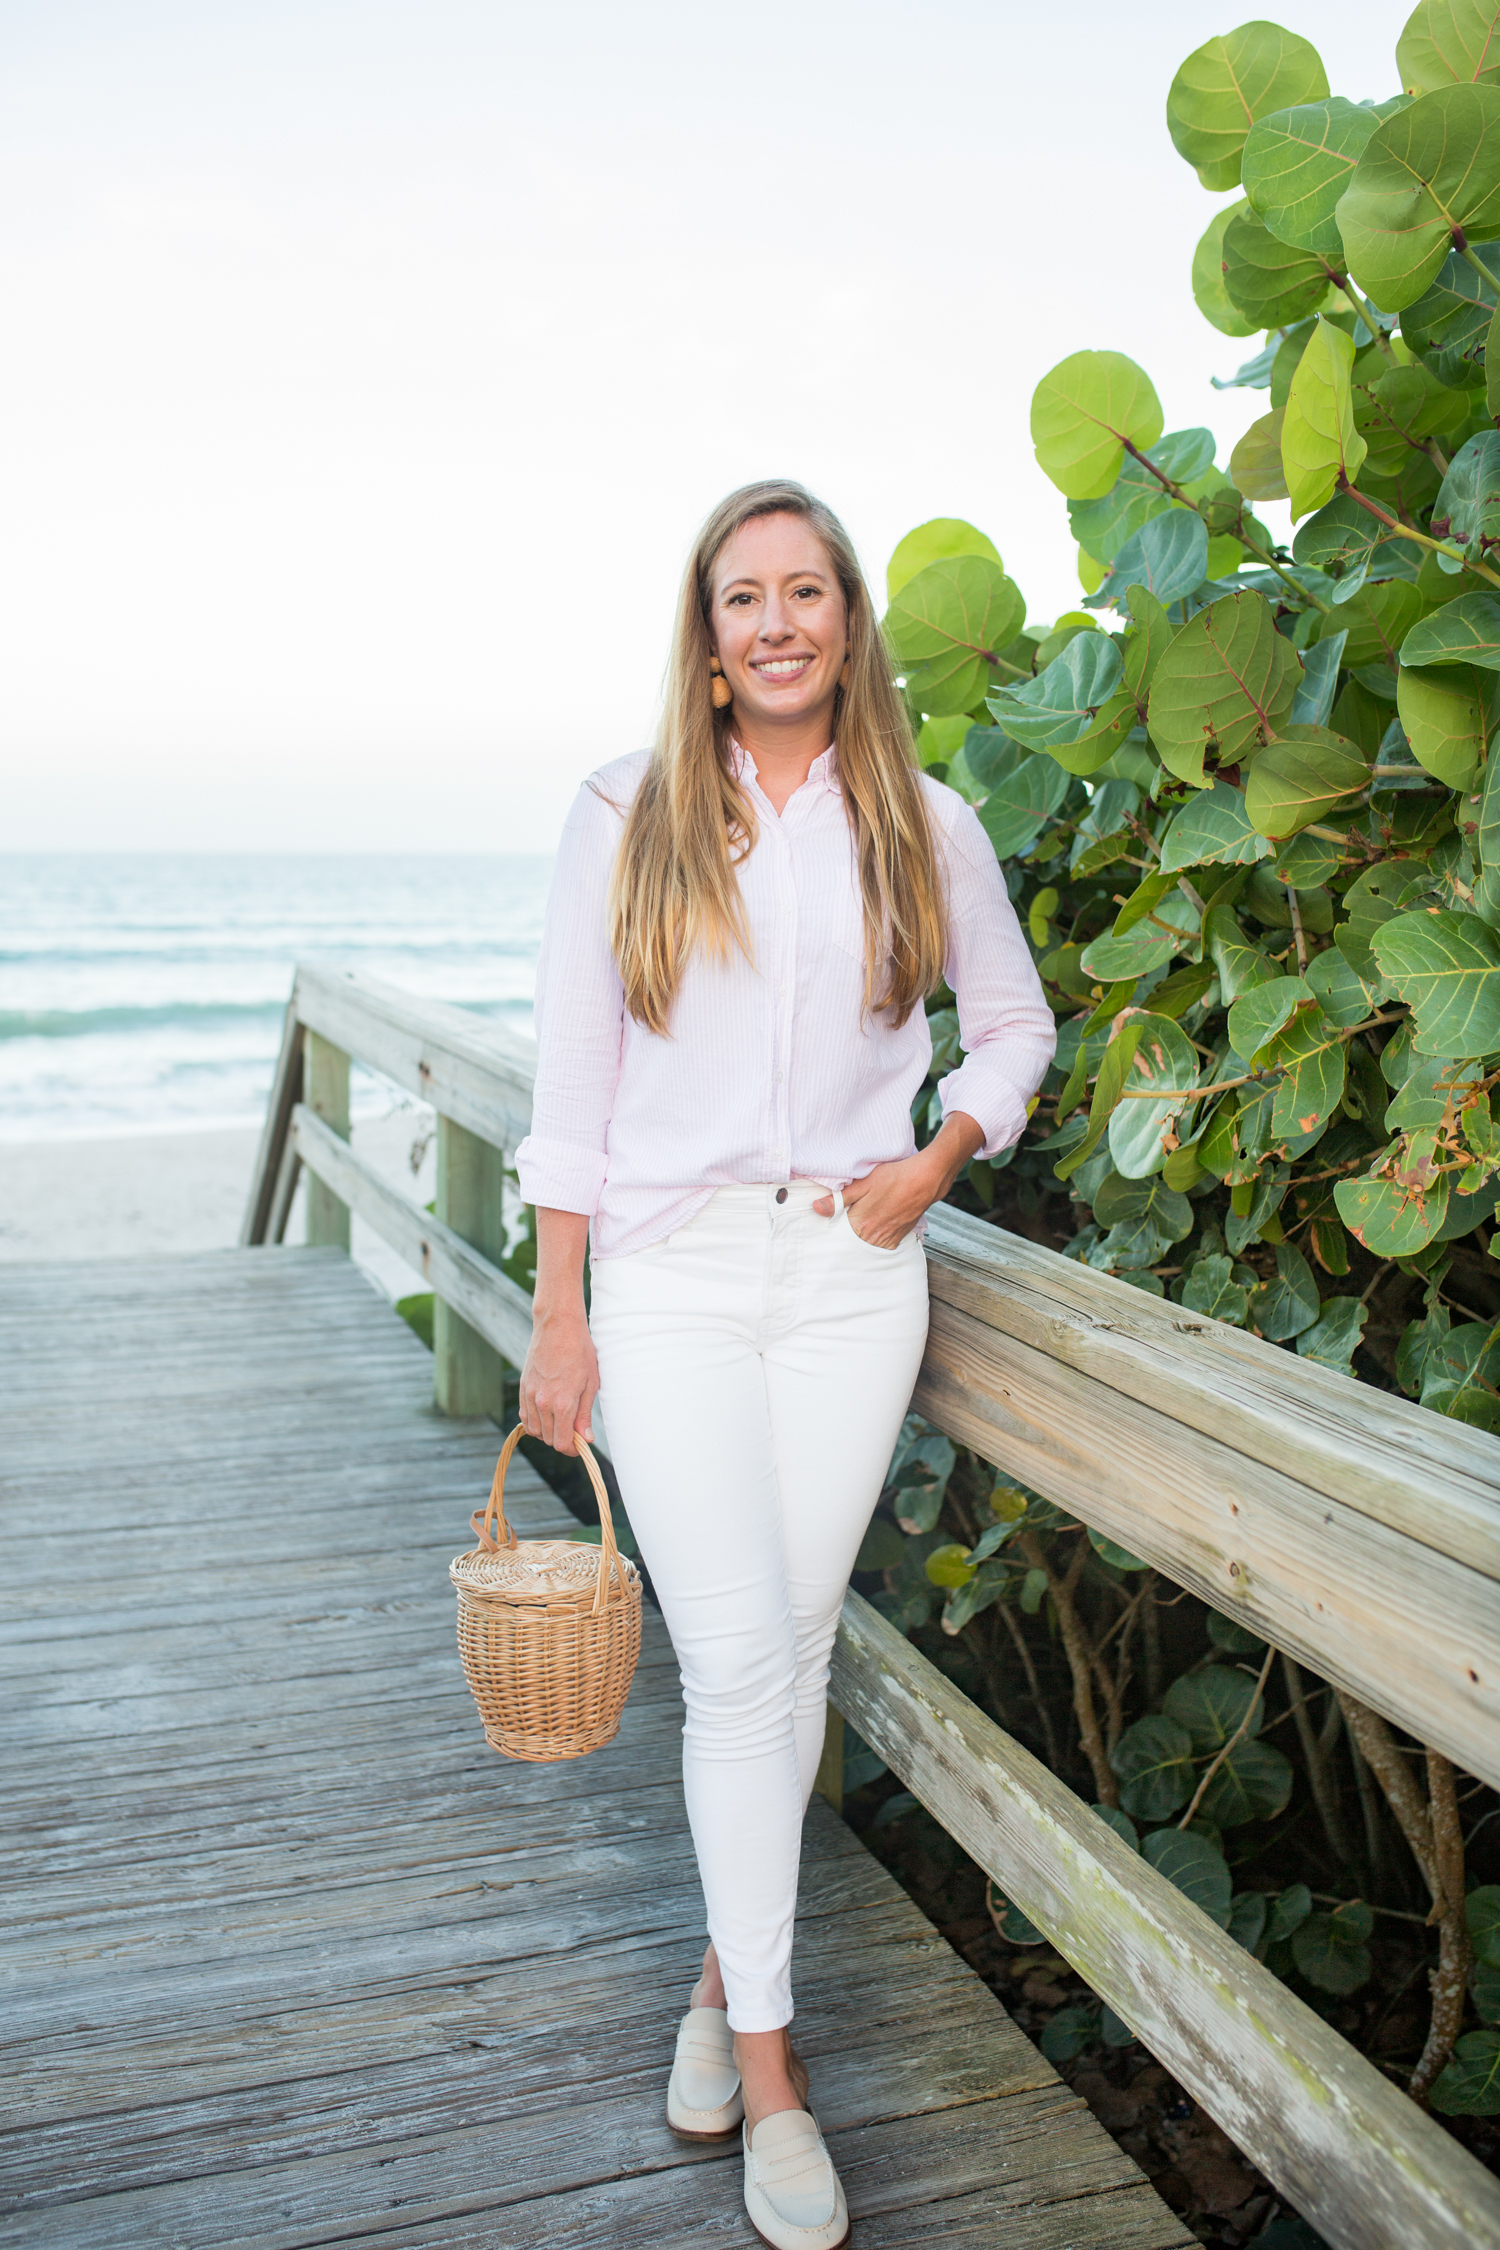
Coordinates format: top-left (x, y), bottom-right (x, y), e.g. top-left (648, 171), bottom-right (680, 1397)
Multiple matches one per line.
top-left (0, 1105), bottom-right (442, 1303)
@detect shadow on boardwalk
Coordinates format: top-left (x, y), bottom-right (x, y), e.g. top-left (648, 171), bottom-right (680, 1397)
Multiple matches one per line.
top-left (0, 1247), bottom-right (1188, 2247)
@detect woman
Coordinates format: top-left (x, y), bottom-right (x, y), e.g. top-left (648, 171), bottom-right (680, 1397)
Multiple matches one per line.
top-left (515, 480), bottom-right (1053, 2249)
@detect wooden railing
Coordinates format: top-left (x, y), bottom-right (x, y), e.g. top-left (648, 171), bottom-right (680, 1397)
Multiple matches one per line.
top-left (244, 963), bottom-right (1500, 2250)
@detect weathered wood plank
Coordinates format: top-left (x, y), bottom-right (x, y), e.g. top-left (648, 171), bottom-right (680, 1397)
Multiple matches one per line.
top-left (239, 1001), bottom-right (303, 1247)
top-left (831, 1588), bottom-right (1500, 2250)
top-left (914, 1296), bottom-right (1500, 1792)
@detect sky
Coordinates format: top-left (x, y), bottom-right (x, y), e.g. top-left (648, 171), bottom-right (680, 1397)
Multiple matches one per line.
top-left (2, 0), bottom-right (1414, 853)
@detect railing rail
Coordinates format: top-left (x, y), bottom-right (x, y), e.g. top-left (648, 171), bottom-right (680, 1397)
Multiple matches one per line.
top-left (244, 963), bottom-right (1500, 2250)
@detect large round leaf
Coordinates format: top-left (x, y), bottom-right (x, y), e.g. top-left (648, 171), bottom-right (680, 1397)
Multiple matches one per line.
top-left (1192, 200), bottom-right (1261, 335)
top-left (1398, 0), bottom-right (1500, 94)
top-left (1335, 84), bottom-right (1500, 310)
top-left (1227, 973), bottom-right (1308, 1057)
top-left (1355, 359), bottom-right (1473, 482)
top-left (1160, 781), bottom-right (1270, 871)
top-left (1280, 317), bottom-right (1368, 519)
top-left (1401, 238), bottom-right (1500, 382)
top-left (1111, 1713), bottom-right (1194, 1822)
top-left (1374, 906), bottom-right (1500, 1051)
top-left (1262, 995), bottom-right (1350, 1139)
top-left (1108, 1012), bottom-right (1203, 1178)
top-left (1400, 589), bottom-right (1500, 667)
top-left (1244, 724), bottom-right (1370, 836)
top-left (1252, 1241), bottom-right (1323, 1341)
top-left (1331, 577), bottom-right (1430, 668)
top-left (1292, 1901), bottom-right (1375, 1994)
top-left (1431, 430), bottom-right (1500, 565)
top-left (1396, 660), bottom-right (1489, 786)
top-left (986, 632), bottom-right (1129, 752)
top-left (1089, 510), bottom-right (1209, 612)
top-left (887, 519), bottom-right (1001, 603)
top-left (886, 556), bottom-right (1025, 715)
top-left (1142, 1827), bottom-right (1234, 1928)
top-left (1031, 353), bottom-right (1164, 501)
top-left (1080, 892), bottom-right (1199, 982)
top-left (1148, 592), bottom-right (1303, 786)
top-left (1292, 491), bottom-right (1422, 599)
top-left (1222, 206), bottom-right (1339, 327)
top-left (1229, 408), bottom-right (1291, 500)
top-left (1071, 471), bottom-right (1171, 568)
top-left (1165, 1664), bottom-right (1265, 1749)
top-left (1167, 23), bottom-right (1331, 192)
top-left (1199, 1739), bottom-right (1296, 1828)
top-left (1431, 2028), bottom-right (1500, 2115)
top-left (968, 736), bottom-right (1072, 859)
top-left (1242, 96), bottom-right (1382, 254)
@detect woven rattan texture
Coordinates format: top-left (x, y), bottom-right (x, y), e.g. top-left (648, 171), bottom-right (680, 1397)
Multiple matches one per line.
top-left (450, 1425), bottom-right (642, 1761)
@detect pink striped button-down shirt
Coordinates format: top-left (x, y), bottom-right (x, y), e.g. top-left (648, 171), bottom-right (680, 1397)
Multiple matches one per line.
top-left (514, 744), bottom-right (1055, 1259)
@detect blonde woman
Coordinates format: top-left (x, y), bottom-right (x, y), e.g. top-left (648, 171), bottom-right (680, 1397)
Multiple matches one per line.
top-left (515, 480), bottom-right (1053, 2249)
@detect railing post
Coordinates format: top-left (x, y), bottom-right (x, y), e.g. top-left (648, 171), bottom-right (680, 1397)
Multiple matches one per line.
top-left (433, 1116), bottom-right (510, 1416)
top-left (304, 1031), bottom-right (351, 1251)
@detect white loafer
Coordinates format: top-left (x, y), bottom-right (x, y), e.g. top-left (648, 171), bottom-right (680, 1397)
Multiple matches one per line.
top-left (743, 2109), bottom-right (850, 2250)
top-left (666, 2005), bottom-right (744, 2140)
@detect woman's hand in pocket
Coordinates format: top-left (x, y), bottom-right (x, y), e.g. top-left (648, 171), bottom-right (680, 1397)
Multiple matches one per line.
top-left (815, 1111), bottom-right (986, 1247)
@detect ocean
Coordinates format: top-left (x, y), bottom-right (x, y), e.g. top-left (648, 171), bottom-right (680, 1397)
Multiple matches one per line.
top-left (0, 855), bottom-right (552, 1142)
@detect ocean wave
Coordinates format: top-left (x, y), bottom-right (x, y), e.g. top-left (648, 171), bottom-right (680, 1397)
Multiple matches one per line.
top-left (0, 1001), bottom-right (287, 1041)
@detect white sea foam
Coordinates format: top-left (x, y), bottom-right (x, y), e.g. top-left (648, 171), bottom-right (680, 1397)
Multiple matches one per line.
top-left (0, 854), bottom-right (551, 1140)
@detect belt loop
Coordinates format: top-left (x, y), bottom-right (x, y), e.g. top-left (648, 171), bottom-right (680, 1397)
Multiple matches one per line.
top-left (831, 1186), bottom-right (845, 1219)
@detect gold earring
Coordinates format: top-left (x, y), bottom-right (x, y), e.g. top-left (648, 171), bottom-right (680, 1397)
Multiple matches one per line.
top-left (839, 657), bottom-right (851, 689)
top-left (709, 655), bottom-right (733, 709)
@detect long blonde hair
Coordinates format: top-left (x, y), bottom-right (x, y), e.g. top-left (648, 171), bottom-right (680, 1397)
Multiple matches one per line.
top-left (607, 480), bottom-right (947, 1034)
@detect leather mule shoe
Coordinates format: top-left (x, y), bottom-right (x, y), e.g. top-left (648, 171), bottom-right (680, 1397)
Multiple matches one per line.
top-left (743, 2109), bottom-right (850, 2250)
top-left (666, 2006), bottom-right (743, 2140)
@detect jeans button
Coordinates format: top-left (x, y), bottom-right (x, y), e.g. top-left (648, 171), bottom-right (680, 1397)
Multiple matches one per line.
top-left (775, 1187), bottom-right (788, 1204)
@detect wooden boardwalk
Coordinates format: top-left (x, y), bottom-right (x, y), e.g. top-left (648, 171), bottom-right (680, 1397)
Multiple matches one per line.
top-left (0, 1247), bottom-right (1189, 2249)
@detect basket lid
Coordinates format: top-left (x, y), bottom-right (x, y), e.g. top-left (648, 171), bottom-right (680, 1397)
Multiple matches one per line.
top-left (450, 1536), bottom-right (637, 1605)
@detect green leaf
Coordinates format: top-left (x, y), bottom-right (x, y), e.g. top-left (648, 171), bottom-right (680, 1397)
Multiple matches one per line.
top-left (1230, 408), bottom-right (1291, 501)
top-left (1228, 973), bottom-right (1307, 1055)
top-left (1160, 781), bottom-right (1271, 872)
top-left (1296, 1293), bottom-right (1370, 1371)
top-left (887, 519), bottom-right (1001, 603)
top-left (986, 632), bottom-right (1128, 751)
top-left (1087, 510), bottom-right (1209, 613)
top-left (1113, 864), bottom-right (1181, 937)
top-left (1093, 1803), bottom-right (1141, 1851)
top-left (1192, 199), bottom-right (1262, 336)
top-left (1086, 1526), bottom-right (1152, 1572)
top-left (1108, 1012), bottom-right (1203, 1178)
top-left (1228, 1890), bottom-right (1270, 1951)
top-left (916, 714), bottom-right (975, 770)
top-left (1430, 432), bottom-right (1500, 572)
top-left (1395, 660), bottom-right (1489, 788)
top-left (1470, 1884), bottom-right (1500, 1967)
top-left (1268, 1883), bottom-right (1315, 1944)
top-left (1401, 237), bottom-right (1500, 383)
top-left (1336, 84), bottom-right (1500, 310)
top-left (1242, 96), bottom-right (1382, 254)
top-left (1332, 577), bottom-right (1430, 670)
top-left (1374, 905), bottom-right (1500, 1049)
top-left (1205, 902), bottom-right (1280, 1001)
top-left (1031, 352), bottom-right (1164, 502)
top-left (1291, 630), bottom-right (1348, 726)
top-left (925, 1541), bottom-right (976, 1590)
top-left (1337, 1155), bottom-right (1453, 1255)
top-left (1200, 1738), bottom-right (1296, 1828)
top-left (1292, 493), bottom-right (1418, 601)
top-left (1182, 1250), bottom-right (1252, 1323)
top-left (1476, 733), bottom-right (1500, 923)
top-left (1431, 2028), bottom-right (1500, 2115)
top-left (1056, 1019), bottom-right (1144, 1182)
top-left (1093, 1169), bottom-right (1194, 1235)
top-left (1150, 961), bottom-right (1216, 1020)
top-left (1111, 1713), bottom-right (1195, 1822)
top-left (1252, 1241), bottom-right (1323, 1340)
top-left (1040, 2004), bottom-right (1099, 2065)
top-left (1281, 317), bottom-right (1368, 518)
top-left (1148, 592), bottom-right (1304, 787)
top-left (1418, 1318), bottom-right (1500, 1425)
top-left (1222, 206), bottom-right (1341, 327)
top-left (1265, 1000), bottom-right (1348, 1139)
top-left (1399, 1), bottom-right (1500, 94)
top-left (1292, 1901), bottom-right (1375, 1993)
top-left (970, 736), bottom-right (1073, 858)
top-left (1069, 432), bottom-right (1214, 564)
top-left (1142, 1826), bottom-right (1234, 1927)
top-left (1208, 1612), bottom-right (1269, 1656)
top-left (1165, 1665), bottom-right (1266, 1751)
top-left (1079, 890), bottom-right (1199, 983)
top-left (1167, 23), bottom-right (1331, 191)
top-left (887, 557), bottom-right (1027, 716)
top-left (1306, 943), bottom-right (1390, 1024)
top-left (1244, 724), bottom-right (1370, 838)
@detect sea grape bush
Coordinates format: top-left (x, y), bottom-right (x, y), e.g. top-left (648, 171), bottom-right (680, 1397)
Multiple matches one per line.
top-left (872, 3), bottom-right (1500, 2129)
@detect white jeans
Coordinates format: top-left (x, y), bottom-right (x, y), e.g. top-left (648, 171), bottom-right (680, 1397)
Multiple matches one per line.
top-left (588, 1182), bottom-right (931, 2031)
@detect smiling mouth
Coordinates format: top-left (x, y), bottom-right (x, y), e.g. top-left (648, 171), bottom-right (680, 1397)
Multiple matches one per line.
top-left (751, 656), bottom-right (815, 679)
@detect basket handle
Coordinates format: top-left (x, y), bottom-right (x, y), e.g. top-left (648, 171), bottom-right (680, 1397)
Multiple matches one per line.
top-left (473, 1423), bottom-right (631, 1617)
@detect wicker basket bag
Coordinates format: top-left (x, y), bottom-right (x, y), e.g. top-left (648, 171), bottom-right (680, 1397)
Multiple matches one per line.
top-left (450, 1424), bottom-right (642, 1761)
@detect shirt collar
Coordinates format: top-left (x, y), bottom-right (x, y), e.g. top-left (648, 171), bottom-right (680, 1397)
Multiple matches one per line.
top-left (728, 739), bottom-right (840, 795)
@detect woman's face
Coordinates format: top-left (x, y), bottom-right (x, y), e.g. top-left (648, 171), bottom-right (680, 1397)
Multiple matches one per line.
top-left (708, 513), bottom-right (848, 734)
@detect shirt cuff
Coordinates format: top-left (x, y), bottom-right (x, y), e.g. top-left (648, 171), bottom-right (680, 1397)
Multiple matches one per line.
top-left (513, 1134), bottom-right (609, 1215)
top-left (937, 1066), bottom-right (1030, 1161)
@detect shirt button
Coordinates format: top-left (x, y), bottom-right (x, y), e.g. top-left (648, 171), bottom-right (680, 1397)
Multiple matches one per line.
top-left (776, 1187), bottom-right (788, 1204)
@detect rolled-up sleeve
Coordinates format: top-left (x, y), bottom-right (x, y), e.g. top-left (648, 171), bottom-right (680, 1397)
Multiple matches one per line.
top-left (513, 781), bottom-right (626, 1213)
top-left (934, 795), bottom-right (1056, 1159)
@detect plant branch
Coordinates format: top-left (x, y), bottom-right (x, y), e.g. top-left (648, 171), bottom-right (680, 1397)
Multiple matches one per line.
top-left (1178, 1644), bottom-right (1276, 1829)
top-left (1020, 1529), bottom-right (1118, 1804)
top-left (996, 1596), bottom-right (1063, 1774)
top-left (1336, 472), bottom-right (1500, 592)
top-left (1282, 1654), bottom-right (1356, 1865)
